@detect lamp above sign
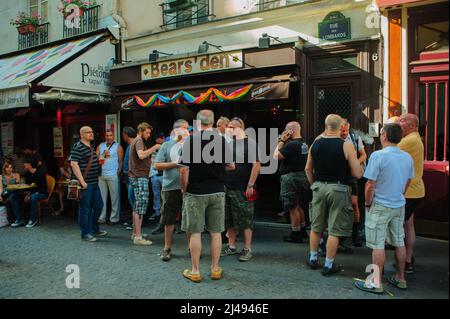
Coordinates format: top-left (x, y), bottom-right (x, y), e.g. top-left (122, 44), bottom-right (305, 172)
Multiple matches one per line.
top-left (318, 11), bottom-right (351, 41)
top-left (141, 51), bottom-right (243, 81)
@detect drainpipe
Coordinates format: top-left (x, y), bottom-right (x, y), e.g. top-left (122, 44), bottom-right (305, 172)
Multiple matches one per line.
top-left (112, 0), bottom-right (127, 64)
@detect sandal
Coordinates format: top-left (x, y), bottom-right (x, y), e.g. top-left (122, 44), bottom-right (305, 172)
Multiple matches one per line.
top-left (387, 275), bottom-right (407, 290)
top-left (210, 267), bottom-right (223, 280)
top-left (183, 269), bottom-right (202, 283)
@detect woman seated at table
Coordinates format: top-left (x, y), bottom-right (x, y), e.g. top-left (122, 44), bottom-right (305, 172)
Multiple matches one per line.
top-left (9, 157), bottom-right (48, 228)
top-left (55, 159), bottom-right (72, 215)
top-left (0, 162), bottom-right (21, 203)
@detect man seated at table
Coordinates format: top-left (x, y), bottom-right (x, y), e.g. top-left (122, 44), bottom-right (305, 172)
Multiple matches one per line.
top-left (9, 157), bottom-right (48, 228)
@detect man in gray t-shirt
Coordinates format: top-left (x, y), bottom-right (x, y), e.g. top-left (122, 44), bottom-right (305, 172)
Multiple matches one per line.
top-left (153, 119), bottom-right (190, 262)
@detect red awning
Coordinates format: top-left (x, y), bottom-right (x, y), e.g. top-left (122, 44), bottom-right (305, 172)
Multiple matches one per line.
top-left (376, 0), bottom-right (425, 7)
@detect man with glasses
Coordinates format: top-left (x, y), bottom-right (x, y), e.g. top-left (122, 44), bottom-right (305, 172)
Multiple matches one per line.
top-left (70, 126), bottom-right (107, 242)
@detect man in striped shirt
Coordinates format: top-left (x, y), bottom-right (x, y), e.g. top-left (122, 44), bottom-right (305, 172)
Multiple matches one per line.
top-left (70, 126), bottom-right (107, 242)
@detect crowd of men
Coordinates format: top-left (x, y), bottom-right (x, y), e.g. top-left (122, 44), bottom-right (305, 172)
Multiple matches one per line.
top-left (1, 108), bottom-right (424, 293)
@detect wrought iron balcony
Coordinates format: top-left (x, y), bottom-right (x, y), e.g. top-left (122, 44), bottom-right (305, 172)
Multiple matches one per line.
top-left (160, 0), bottom-right (214, 30)
top-left (63, 5), bottom-right (100, 38)
top-left (17, 22), bottom-right (50, 50)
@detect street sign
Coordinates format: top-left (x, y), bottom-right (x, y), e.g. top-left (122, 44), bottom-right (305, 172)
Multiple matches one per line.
top-left (319, 11), bottom-right (351, 41)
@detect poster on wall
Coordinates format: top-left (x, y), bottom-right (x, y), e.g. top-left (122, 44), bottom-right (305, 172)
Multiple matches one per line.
top-left (53, 127), bottom-right (64, 158)
top-left (105, 114), bottom-right (119, 142)
top-left (1, 122), bottom-right (14, 156)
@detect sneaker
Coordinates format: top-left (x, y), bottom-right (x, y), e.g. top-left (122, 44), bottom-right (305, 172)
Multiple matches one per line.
top-left (210, 267), bottom-right (224, 280)
top-left (82, 234), bottom-right (97, 242)
top-left (221, 245), bottom-right (238, 256)
top-left (133, 237), bottom-right (152, 246)
top-left (161, 248), bottom-right (172, 262)
top-left (98, 219), bottom-right (106, 224)
top-left (283, 231), bottom-right (303, 243)
top-left (239, 248), bottom-right (253, 262)
top-left (123, 221), bottom-right (132, 227)
top-left (337, 243), bottom-right (354, 254)
top-left (354, 281), bottom-right (384, 294)
top-left (94, 230), bottom-right (108, 237)
top-left (125, 226), bottom-right (133, 230)
top-left (321, 263), bottom-right (342, 277)
top-left (151, 224), bottom-right (164, 235)
top-left (11, 220), bottom-right (25, 228)
top-left (130, 233), bottom-right (148, 240)
top-left (387, 275), bottom-right (407, 290)
top-left (25, 220), bottom-right (38, 228)
top-left (148, 213), bottom-right (159, 222)
top-left (183, 269), bottom-right (202, 283)
top-left (307, 253), bottom-right (320, 270)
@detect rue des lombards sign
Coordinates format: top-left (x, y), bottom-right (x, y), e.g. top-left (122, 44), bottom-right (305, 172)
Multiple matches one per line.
top-left (141, 51), bottom-right (243, 81)
top-left (319, 11), bottom-right (351, 41)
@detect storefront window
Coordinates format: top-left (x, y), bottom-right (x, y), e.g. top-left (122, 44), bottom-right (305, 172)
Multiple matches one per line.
top-left (311, 55), bottom-right (358, 74)
top-left (416, 21), bottom-right (449, 54)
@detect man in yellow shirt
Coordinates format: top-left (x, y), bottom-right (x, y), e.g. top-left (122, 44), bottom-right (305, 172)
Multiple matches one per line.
top-left (398, 113), bottom-right (425, 274)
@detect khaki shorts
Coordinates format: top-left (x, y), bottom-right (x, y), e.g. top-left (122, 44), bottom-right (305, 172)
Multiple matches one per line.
top-left (309, 181), bottom-right (353, 237)
top-left (160, 190), bottom-right (182, 226)
top-left (181, 193), bottom-right (225, 234)
top-left (365, 202), bottom-right (405, 249)
top-left (225, 189), bottom-right (254, 230)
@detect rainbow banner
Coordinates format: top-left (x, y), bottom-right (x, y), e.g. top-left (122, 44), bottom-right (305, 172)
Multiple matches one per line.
top-left (131, 84), bottom-right (253, 108)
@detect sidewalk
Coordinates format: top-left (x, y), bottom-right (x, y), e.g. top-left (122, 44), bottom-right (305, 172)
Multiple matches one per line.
top-left (0, 218), bottom-right (448, 299)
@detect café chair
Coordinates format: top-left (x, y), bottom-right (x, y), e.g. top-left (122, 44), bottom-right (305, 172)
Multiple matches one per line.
top-left (37, 175), bottom-right (56, 224)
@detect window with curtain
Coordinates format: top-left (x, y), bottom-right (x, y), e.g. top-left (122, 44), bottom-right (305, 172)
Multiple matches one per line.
top-left (29, 0), bottom-right (48, 22)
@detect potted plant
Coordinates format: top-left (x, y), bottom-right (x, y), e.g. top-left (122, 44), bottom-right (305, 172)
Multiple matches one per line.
top-left (59, 0), bottom-right (96, 18)
top-left (10, 12), bottom-right (41, 34)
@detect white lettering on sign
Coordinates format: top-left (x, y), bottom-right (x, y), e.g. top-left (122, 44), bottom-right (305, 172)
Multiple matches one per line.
top-left (141, 51), bottom-right (243, 81)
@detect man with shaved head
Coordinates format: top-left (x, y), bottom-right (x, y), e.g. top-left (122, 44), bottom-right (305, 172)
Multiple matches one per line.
top-left (70, 126), bottom-right (106, 242)
top-left (305, 114), bottom-right (362, 276)
top-left (398, 113), bottom-right (425, 274)
top-left (274, 121), bottom-right (310, 243)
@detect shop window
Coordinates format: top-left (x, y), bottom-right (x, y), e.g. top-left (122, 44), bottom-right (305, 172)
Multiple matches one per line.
top-left (29, 0), bottom-right (48, 22)
top-left (418, 80), bottom-right (449, 162)
top-left (416, 21), bottom-right (449, 54)
top-left (311, 55), bottom-right (358, 74)
top-left (161, 0), bottom-right (211, 30)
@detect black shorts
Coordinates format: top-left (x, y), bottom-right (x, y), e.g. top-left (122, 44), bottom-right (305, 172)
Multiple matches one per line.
top-left (405, 198), bottom-right (422, 221)
top-left (349, 179), bottom-right (358, 196)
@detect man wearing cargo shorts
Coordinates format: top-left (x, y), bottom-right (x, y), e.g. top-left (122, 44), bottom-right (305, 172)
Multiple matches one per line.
top-left (305, 114), bottom-right (362, 276)
top-left (221, 117), bottom-right (260, 262)
top-left (274, 121), bottom-right (310, 243)
top-left (154, 119), bottom-right (190, 261)
top-left (355, 123), bottom-right (414, 293)
top-left (179, 110), bottom-right (234, 282)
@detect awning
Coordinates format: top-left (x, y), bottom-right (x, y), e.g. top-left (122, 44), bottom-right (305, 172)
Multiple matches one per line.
top-left (0, 34), bottom-right (111, 110)
top-left (119, 74), bottom-right (295, 110)
top-left (376, 0), bottom-right (425, 6)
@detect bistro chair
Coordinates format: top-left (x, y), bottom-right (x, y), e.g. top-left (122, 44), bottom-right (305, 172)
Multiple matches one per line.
top-left (37, 174), bottom-right (56, 224)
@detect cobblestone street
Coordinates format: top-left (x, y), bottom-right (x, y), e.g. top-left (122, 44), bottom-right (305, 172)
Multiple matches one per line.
top-left (0, 217), bottom-right (448, 299)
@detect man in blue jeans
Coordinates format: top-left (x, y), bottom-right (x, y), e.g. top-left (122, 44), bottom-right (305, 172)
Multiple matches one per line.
top-left (70, 126), bottom-right (106, 242)
top-left (9, 157), bottom-right (48, 228)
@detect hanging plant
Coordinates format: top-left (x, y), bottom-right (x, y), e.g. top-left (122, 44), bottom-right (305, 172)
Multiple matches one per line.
top-left (10, 12), bottom-right (42, 34)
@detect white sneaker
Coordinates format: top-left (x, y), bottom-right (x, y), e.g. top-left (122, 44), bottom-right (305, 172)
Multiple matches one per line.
top-left (133, 237), bottom-right (152, 246)
top-left (130, 233), bottom-right (148, 240)
top-left (25, 220), bottom-right (38, 228)
top-left (11, 220), bottom-right (24, 228)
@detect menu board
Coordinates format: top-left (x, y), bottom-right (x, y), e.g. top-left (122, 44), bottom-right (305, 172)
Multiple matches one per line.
top-left (53, 127), bottom-right (64, 158)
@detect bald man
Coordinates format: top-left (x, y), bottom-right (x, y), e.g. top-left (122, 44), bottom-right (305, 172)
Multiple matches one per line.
top-left (274, 121), bottom-right (310, 243)
top-left (305, 114), bottom-right (362, 276)
top-left (70, 126), bottom-right (106, 242)
top-left (398, 113), bottom-right (425, 274)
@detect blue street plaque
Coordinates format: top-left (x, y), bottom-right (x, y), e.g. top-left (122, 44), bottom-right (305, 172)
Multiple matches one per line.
top-left (318, 11), bottom-right (351, 41)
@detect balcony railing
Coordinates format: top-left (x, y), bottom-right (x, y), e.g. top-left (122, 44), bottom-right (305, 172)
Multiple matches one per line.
top-left (63, 5), bottom-right (100, 38)
top-left (253, 0), bottom-right (307, 12)
top-left (17, 23), bottom-right (50, 50)
top-left (160, 0), bottom-right (214, 30)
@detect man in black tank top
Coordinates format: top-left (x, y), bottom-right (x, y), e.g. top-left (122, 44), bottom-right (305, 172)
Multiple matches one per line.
top-left (305, 114), bottom-right (362, 276)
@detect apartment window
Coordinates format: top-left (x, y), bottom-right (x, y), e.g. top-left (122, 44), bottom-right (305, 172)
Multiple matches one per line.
top-left (29, 0), bottom-right (48, 21)
top-left (161, 0), bottom-right (211, 30)
top-left (254, 0), bottom-right (305, 12)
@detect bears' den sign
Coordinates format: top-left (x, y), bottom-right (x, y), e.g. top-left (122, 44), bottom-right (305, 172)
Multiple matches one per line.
top-left (141, 51), bottom-right (243, 81)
